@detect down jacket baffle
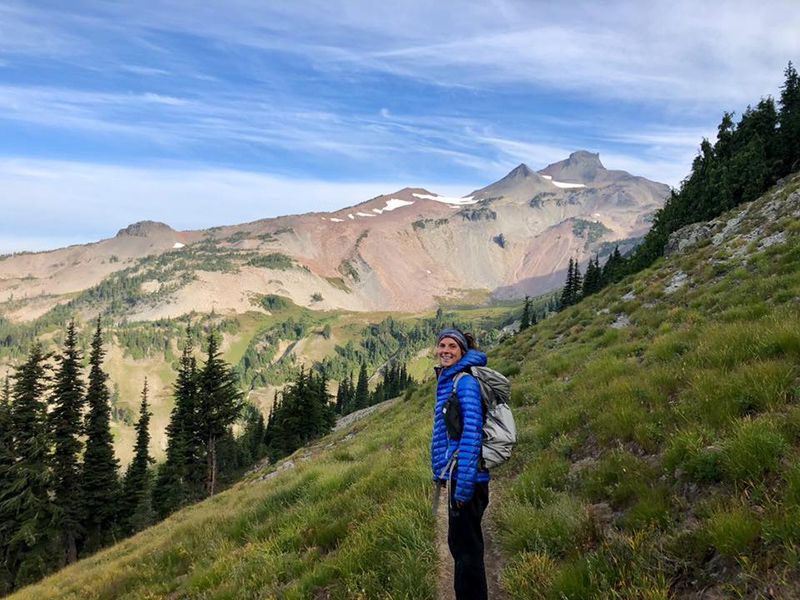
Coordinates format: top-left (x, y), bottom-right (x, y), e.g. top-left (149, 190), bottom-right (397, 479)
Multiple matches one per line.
top-left (430, 348), bottom-right (490, 502)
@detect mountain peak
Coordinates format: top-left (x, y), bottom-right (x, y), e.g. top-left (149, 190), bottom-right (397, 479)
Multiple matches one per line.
top-left (507, 163), bottom-right (534, 178)
top-left (567, 150), bottom-right (604, 168)
top-left (116, 221), bottom-right (174, 238)
top-left (540, 150), bottom-right (606, 182)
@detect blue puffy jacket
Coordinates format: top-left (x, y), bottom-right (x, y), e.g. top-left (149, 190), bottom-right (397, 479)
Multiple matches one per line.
top-left (430, 349), bottom-right (490, 502)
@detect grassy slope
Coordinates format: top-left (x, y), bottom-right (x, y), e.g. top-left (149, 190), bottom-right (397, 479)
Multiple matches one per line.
top-left (12, 179), bottom-right (799, 599)
top-left (492, 176), bottom-right (800, 598)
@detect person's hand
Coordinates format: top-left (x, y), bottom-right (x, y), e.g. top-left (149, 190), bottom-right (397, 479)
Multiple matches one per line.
top-left (455, 500), bottom-right (465, 509)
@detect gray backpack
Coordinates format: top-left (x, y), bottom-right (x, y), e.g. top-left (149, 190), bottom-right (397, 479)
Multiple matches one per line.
top-left (453, 366), bottom-right (517, 469)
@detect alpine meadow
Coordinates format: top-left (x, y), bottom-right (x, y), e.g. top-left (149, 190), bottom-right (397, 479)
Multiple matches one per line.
top-left (1, 3), bottom-right (800, 599)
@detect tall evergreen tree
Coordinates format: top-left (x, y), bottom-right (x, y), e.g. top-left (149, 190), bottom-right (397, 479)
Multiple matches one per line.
top-left (49, 320), bottom-right (86, 565)
top-left (1, 344), bottom-right (56, 589)
top-left (779, 61), bottom-right (800, 173)
top-left (571, 259), bottom-right (583, 304)
top-left (520, 296), bottom-right (531, 330)
top-left (197, 333), bottom-right (243, 496)
top-left (153, 332), bottom-right (201, 519)
top-left (354, 362), bottom-right (369, 410)
top-left (0, 375), bottom-right (15, 593)
top-left (121, 379), bottom-right (154, 534)
top-left (80, 319), bottom-right (120, 553)
top-left (583, 256), bottom-right (602, 297)
top-left (560, 258), bottom-right (575, 309)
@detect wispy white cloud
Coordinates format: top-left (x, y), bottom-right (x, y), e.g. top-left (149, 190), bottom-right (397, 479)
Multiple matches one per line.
top-left (0, 159), bottom-right (472, 252)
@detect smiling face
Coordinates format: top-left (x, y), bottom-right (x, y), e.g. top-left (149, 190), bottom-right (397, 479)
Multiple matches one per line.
top-left (437, 336), bottom-right (464, 368)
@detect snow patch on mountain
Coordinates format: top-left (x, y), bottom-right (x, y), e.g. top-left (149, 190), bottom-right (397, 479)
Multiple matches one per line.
top-left (551, 181), bottom-right (586, 189)
top-left (412, 193), bottom-right (478, 205)
top-left (356, 212), bottom-right (376, 218)
top-left (172, 242), bottom-right (185, 249)
top-left (382, 198), bottom-right (415, 211)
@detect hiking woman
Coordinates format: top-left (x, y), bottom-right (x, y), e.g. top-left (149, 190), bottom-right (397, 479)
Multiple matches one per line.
top-left (431, 328), bottom-right (489, 600)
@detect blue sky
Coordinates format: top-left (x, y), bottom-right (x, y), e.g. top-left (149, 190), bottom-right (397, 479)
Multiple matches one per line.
top-left (1, 0), bottom-right (799, 252)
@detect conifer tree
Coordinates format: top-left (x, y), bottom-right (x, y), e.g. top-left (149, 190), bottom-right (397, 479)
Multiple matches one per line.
top-left (197, 333), bottom-right (243, 496)
top-left (560, 258), bottom-right (575, 309)
top-left (779, 61), bottom-right (800, 173)
top-left (1, 344), bottom-right (56, 589)
top-left (153, 332), bottom-right (201, 519)
top-left (49, 320), bottom-right (86, 565)
top-left (80, 319), bottom-right (121, 553)
top-left (354, 362), bottom-right (369, 410)
top-left (121, 379), bottom-right (154, 534)
top-left (520, 296), bottom-right (531, 330)
top-left (571, 259), bottom-right (583, 304)
top-left (0, 375), bottom-right (15, 593)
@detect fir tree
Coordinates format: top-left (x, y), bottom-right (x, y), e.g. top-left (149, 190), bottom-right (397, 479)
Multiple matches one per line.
top-left (560, 258), bottom-right (575, 309)
top-left (153, 332), bottom-right (201, 519)
top-left (49, 320), bottom-right (86, 565)
top-left (583, 256), bottom-right (602, 297)
top-left (121, 379), bottom-right (154, 534)
top-left (779, 61), bottom-right (800, 173)
top-left (354, 362), bottom-right (369, 410)
top-left (1, 344), bottom-right (56, 589)
top-left (0, 375), bottom-right (15, 592)
top-left (520, 296), bottom-right (531, 330)
top-left (571, 260), bottom-right (583, 304)
top-left (197, 333), bottom-right (243, 496)
top-left (80, 319), bottom-right (121, 553)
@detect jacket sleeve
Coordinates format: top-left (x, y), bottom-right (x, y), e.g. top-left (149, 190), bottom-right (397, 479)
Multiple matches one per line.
top-left (454, 374), bottom-right (483, 502)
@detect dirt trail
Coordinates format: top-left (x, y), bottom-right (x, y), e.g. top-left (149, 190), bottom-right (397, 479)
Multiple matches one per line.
top-left (435, 486), bottom-right (508, 600)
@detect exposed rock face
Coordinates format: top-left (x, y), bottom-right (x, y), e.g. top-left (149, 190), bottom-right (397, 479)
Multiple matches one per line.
top-left (0, 151), bottom-right (669, 319)
top-left (116, 221), bottom-right (174, 238)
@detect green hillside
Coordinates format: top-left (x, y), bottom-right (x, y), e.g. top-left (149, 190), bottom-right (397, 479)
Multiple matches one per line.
top-left (8, 176), bottom-right (800, 598)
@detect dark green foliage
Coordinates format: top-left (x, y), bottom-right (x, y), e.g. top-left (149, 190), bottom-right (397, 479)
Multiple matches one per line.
top-left (197, 333), bottom-right (244, 496)
top-left (559, 258), bottom-right (583, 309)
top-left (620, 63), bottom-right (800, 278)
top-left (0, 375), bottom-right (15, 592)
top-left (355, 362), bottom-right (369, 411)
top-left (264, 368), bottom-right (335, 462)
top-left (572, 219), bottom-right (612, 248)
top-left (246, 253), bottom-right (294, 270)
top-left (520, 296), bottom-right (532, 330)
top-left (582, 256), bottom-right (602, 297)
top-left (153, 333), bottom-right (203, 519)
top-left (80, 319), bottom-right (121, 553)
top-left (49, 320), bottom-right (85, 565)
top-left (237, 403), bottom-right (267, 466)
top-left (779, 62), bottom-right (800, 174)
top-left (601, 246), bottom-right (624, 286)
top-left (369, 361), bottom-right (413, 406)
top-left (260, 294), bottom-right (292, 312)
top-left (121, 380), bottom-right (154, 535)
top-left (0, 344), bottom-right (56, 590)
top-left (335, 372), bottom-right (354, 415)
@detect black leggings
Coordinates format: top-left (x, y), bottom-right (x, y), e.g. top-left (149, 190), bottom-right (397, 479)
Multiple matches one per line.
top-left (448, 481), bottom-right (489, 600)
